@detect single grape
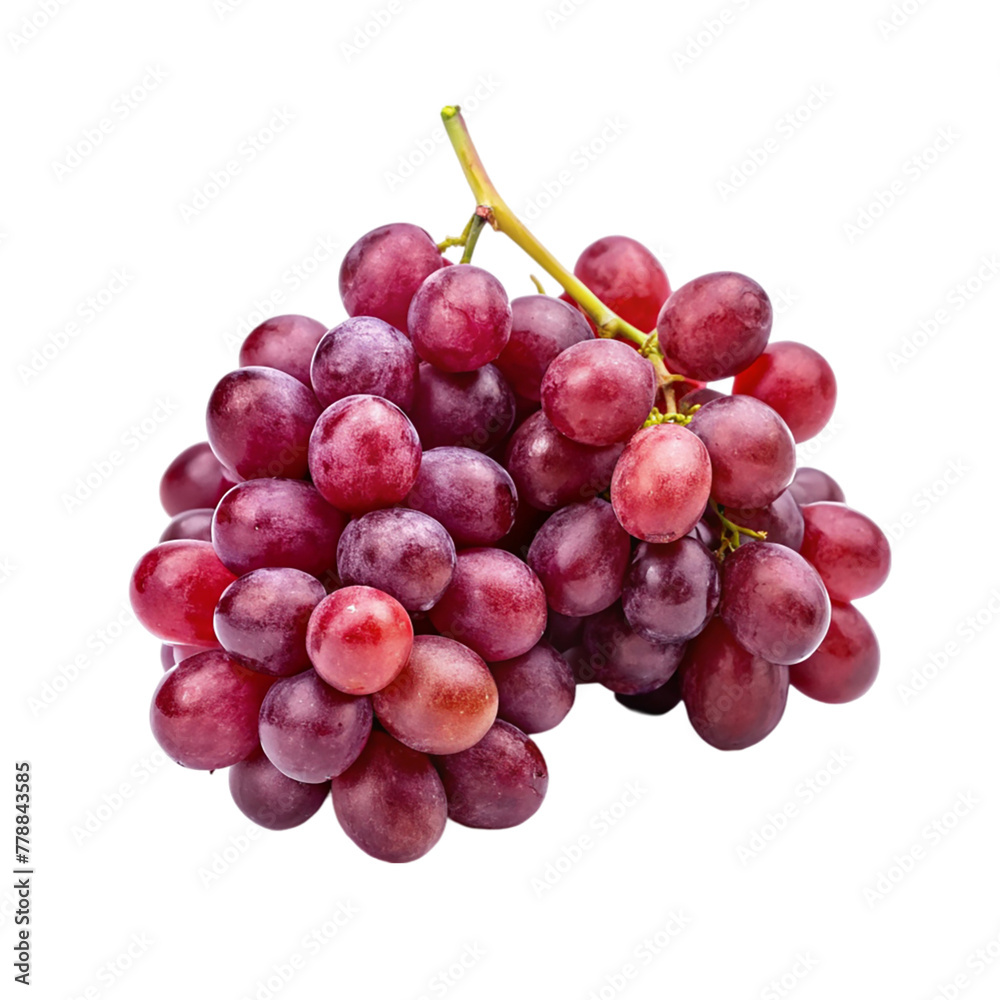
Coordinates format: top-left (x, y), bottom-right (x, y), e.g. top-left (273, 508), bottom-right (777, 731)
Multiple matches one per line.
top-left (150, 649), bottom-right (274, 769)
top-left (573, 235), bottom-right (671, 332)
top-left (541, 338), bottom-right (657, 446)
top-left (688, 395), bottom-right (796, 509)
top-left (733, 341), bottom-right (837, 443)
top-left (130, 540), bottom-right (236, 646)
top-left (408, 264), bottom-right (512, 372)
top-left (206, 367), bottom-right (320, 481)
top-left (172, 643), bottom-right (216, 664)
top-left (527, 499), bottom-right (630, 617)
top-left (582, 603), bottom-right (686, 694)
top-left (704, 489), bottom-right (805, 551)
top-left (494, 295), bottom-right (594, 401)
top-left (339, 222), bottom-right (445, 333)
top-left (229, 747), bottom-right (329, 830)
top-left (544, 610), bottom-right (585, 652)
top-left (310, 316), bottom-right (417, 411)
top-left (405, 447), bottom-right (517, 547)
top-left (680, 617), bottom-right (789, 751)
top-left (610, 424), bottom-right (712, 542)
top-left (506, 410), bottom-right (624, 511)
top-left (657, 271), bottom-right (772, 381)
top-left (432, 720), bottom-right (548, 829)
top-left (427, 548), bottom-right (547, 662)
top-left (490, 640), bottom-right (575, 734)
top-left (160, 508), bottom-right (214, 543)
top-left (258, 669), bottom-right (372, 782)
top-left (790, 601), bottom-right (879, 703)
top-left (788, 467), bottom-right (846, 505)
top-left (159, 442), bottom-right (237, 516)
top-left (211, 478), bottom-right (346, 579)
top-left (330, 730), bottom-right (448, 863)
top-left (214, 568), bottom-right (326, 676)
top-left (239, 314), bottom-right (327, 387)
top-left (308, 394), bottom-right (422, 514)
top-left (799, 503), bottom-right (891, 601)
top-left (622, 536), bottom-right (721, 643)
top-left (337, 508), bottom-right (456, 612)
top-left (373, 634), bottom-right (498, 754)
top-left (615, 671), bottom-right (684, 716)
top-left (306, 586), bottom-right (414, 695)
top-left (719, 541), bottom-right (831, 665)
top-left (409, 362), bottom-right (515, 452)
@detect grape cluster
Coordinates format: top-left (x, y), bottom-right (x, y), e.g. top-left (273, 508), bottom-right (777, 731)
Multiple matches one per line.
top-left (132, 218), bottom-right (889, 864)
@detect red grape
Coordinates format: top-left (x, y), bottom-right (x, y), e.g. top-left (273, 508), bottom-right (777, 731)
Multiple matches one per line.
top-left (159, 442), bottom-right (237, 516)
top-left (239, 314), bottom-right (327, 387)
top-left (615, 671), bottom-right (684, 716)
top-left (799, 503), bottom-right (891, 601)
top-left (229, 747), bottom-right (329, 829)
top-left (160, 508), bottom-right (214, 543)
top-left (790, 602), bottom-right (880, 703)
top-left (489, 641), bottom-right (575, 734)
top-left (788, 467), bottom-right (846, 505)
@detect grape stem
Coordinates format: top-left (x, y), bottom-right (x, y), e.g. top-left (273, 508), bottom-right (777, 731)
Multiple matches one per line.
top-left (441, 105), bottom-right (677, 387)
top-left (711, 500), bottom-right (768, 561)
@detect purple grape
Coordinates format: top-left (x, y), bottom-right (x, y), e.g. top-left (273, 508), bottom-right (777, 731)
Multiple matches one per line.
top-left (239, 314), bottom-right (327, 386)
top-left (681, 618), bottom-right (788, 751)
top-left (622, 536), bottom-right (721, 643)
top-left (213, 568), bottom-right (326, 676)
top-left (330, 730), bottom-right (447, 863)
top-left (544, 610), bottom-right (585, 652)
top-left (506, 410), bottom-right (624, 511)
top-left (310, 316), bottom-right (417, 411)
top-left (160, 508), bottom-right (214, 543)
top-left (714, 489), bottom-right (805, 551)
top-left (541, 338), bottom-right (657, 446)
top-left (229, 747), bottom-right (329, 829)
top-left (689, 395), bottom-right (796, 509)
top-left (490, 640), bottom-right (576, 734)
top-left (679, 387), bottom-right (725, 411)
top-left (159, 442), bottom-right (237, 516)
top-left (337, 509), bottom-right (456, 612)
top-left (494, 294), bottom-right (594, 401)
top-left (308, 394), bottom-right (422, 514)
top-left (527, 499), bottom-right (630, 617)
top-left (206, 367), bottom-right (320, 481)
top-left (615, 671), bottom-right (684, 716)
top-left (339, 223), bottom-right (445, 333)
top-left (409, 362), bottom-right (514, 452)
top-left (258, 669), bottom-right (372, 783)
top-left (405, 447), bottom-right (517, 547)
top-left (212, 478), bottom-right (346, 579)
top-left (407, 264), bottom-right (512, 372)
top-left (432, 720), bottom-right (548, 829)
top-left (719, 542), bottom-right (831, 665)
top-left (788, 467), bottom-right (846, 505)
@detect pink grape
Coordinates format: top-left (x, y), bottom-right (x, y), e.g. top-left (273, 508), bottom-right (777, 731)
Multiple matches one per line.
top-left (610, 424), bottom-right (712, 542)
top-left (150, 649), bottom-right (274, 769)
top-left (799, 503), bottom-right (891, 601)
top-left (308, 394), bottom-right (422, 514)
top-left (258, 669), bottom-right (372, 782)
top-left (331, 730), bottom-right (448, 863)
top-left (229, 747), bottom-right (329, 829)
top-left (206, 367), bottom-right (320, 481)
top-left (339, 223), bottom-right (445, 333)
top-left (407, 265), bottom-right (512, 372)
top-left (159, 442), bottom-right (237, 516)
top-left (239, 314), bottom-right (327, 387)
top-left (788, 467), bottom-right (846, 505)
top-left (160, 508), bottom-right (213, 543)
top-left (790, 602), bottom-right (880, 703)
top-left (489, 641), bottom-right (575, 734)
top-left (373, 635), bottom-right (498, 754)
top-left (130, 540), bottom-right (236, 646)
top-left (306, 586), bottom-right (414, 695)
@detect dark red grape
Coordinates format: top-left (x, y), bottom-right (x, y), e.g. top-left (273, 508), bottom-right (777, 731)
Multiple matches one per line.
top-left (615, 671), bottom-right (683, 716)
top-left (788, 467), bottom-right (846, 505)
top-left (799, 503), bottom-right (891, 601)
top-left (229, 747), bottom-right (329, 829)
top-left (544, 610), bottom-right (585, 652)
top-left (790, 601), bottom-right (879, 703)
top-left (490, 640), bottom-right (575, 734)
top-left (159, 442), bottom-right (237, 516)
top-left (160, 508), bottom-right (214, 543)
top-left (239, 314), bottom-right (327, 387)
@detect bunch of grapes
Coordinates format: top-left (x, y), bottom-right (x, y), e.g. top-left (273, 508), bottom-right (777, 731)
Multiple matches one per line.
top-left (130, 108), bottom-right (889, 864)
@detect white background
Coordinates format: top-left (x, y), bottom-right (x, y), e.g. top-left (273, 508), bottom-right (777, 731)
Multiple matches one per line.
top-left (4, 0), bottom-right (1000, 997)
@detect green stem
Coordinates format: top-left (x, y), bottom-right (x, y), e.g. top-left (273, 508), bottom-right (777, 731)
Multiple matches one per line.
top-left (459, 212), bottom-right (488, 264)
top-left (711, 500), bottom-right (768, 560)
